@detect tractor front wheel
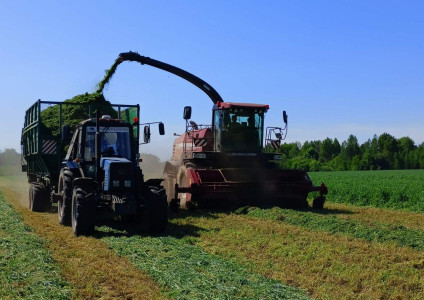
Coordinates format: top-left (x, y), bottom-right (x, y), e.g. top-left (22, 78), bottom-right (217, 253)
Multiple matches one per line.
top-left (71, 187), bottom-right (95, 236)
top-left (58, 168), bottom-right (74, 226)
top-left (137, 187), bottom-right (168, 234)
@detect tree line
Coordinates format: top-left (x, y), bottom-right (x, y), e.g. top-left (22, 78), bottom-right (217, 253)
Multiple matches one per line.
top-left (2, 132), bottom-right (424, 174)
top-left (274, 133), bottom-right (424, 172)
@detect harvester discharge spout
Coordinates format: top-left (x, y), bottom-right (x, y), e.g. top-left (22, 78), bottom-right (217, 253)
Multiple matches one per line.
top-left (100, 51), bottom-right (224, 105)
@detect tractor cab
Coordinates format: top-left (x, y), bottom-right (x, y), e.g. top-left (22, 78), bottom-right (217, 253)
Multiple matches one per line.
top-left (63, 116), bottom-right (136, 183)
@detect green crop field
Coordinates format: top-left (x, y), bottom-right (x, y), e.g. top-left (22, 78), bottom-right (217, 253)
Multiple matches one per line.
top-left (309, 169), bottom-right (424, 211)
top-left (2, 172), bottom-right (424, 299)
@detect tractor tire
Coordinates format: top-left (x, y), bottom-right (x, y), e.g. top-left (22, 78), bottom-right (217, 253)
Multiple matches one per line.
top-left (30, 182), bottom-right (50, 212)
top-left (58, 168), bottom-right (74, 226)
top-left (137, 186), bottom-right (168, 234)
top-left (71, 187), bottom-right (95, 236)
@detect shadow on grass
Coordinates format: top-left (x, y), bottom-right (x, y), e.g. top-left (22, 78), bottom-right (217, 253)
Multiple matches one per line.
top-left (91, 216), bottom-right (209, 240)
top-left (308, 207), bottom-right (355, 215)
top-left (234, 205), bottom-right (355, 216)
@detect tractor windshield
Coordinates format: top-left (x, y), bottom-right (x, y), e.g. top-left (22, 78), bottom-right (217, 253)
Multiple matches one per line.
top-left (217, 109), bottom-right (264, 152)
top-left (84, 126), bottom-right (132, 161)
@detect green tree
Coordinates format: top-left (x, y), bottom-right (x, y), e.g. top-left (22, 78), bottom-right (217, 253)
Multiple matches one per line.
top-left (319, 138), bottom-right (333, 162)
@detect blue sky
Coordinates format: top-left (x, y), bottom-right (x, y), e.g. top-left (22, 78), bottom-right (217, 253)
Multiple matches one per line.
top-left (1, 1), bottom-right (423, 160)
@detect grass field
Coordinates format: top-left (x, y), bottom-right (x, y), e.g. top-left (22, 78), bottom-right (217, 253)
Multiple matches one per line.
top-left (0, 192), bottom-right (71, 299)
top-left (1, 171), bottom-right (424, 299)
top-left (309, 169), bottom-right (424, 211)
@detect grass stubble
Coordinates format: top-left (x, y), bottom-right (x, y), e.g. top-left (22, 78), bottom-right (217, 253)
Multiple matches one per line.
top-left (97, 225), bottom-right (310, 300)
top-left (3, 173), bottom-right (424, 299)
top-left (171, 209), bottom-right (424, 300)
top-left (0, 191), bottom-right (71, 299)
top-left (0, 176), bottom-right (166, 300)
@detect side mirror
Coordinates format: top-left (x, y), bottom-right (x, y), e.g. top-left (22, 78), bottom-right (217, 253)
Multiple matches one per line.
top-left (159, 122), bottom-right (165, 135)
top-left (183, 106), bottom-right (192, 120)
top-left (283, 111), bottom-right (288, 124)
top-left (143, 126), bottom-right (151, 143)
top-left (62, 125), bottom-right (72, 143)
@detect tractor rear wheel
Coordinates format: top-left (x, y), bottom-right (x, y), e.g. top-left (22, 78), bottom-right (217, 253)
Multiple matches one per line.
top-left (71, 187), bottom-right (95, 236)
top-left (137, 186), bottom-right (168, 234)
top-left (30, 182), bottom-right (50, 212)
top-left (58, 168), bottom-right (74, 226)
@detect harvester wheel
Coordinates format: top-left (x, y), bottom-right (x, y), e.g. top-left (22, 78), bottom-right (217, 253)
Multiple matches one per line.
top-left (30, 182), bottom-right (50, 212)
top-left (163, 173), bottom-right (175, 204)
top-left (71, 187), bottom-right (95, 236)
top-left (58, 168), bottom-right (74, 226)
top-left (137, 187), bottom-right (168, 234)
top-left (176, 166), bottom-right (193, 209)
top-left (312, 195), bottom-right (325, 209)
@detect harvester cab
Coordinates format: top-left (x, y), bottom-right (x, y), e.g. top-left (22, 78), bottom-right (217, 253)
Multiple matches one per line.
top-left (164, 102), bottom-right (328, 211)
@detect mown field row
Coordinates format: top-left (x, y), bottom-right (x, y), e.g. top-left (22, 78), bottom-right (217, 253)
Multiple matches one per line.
top-left (0, 192), bottom-right (71, 299)
top-left (2, 173), bottom-right (424, 299)
top-left (309, 169), bottom-right (424, 211)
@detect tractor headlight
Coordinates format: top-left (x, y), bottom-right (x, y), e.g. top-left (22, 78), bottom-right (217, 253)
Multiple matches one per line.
top-left (124, 180), bottom-right (132, 188)
top-left (113, 180), bottom-right (120, 188)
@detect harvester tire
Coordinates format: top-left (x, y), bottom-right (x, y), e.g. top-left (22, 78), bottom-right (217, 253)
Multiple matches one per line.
top-left (176, 166), bottom-right (190, 209)
top-left (312, 195), bottom-right (325, 209)
top-left (163, 173), bottom-right (175, 204)
top-left (58, 168), bottom-right (74, 226)
top-left (137, 187), bottom-right (168, 234)
top-left (71, 187), bottom-right (95, 236)
top-left (30, 182), bottom-right (50, 212)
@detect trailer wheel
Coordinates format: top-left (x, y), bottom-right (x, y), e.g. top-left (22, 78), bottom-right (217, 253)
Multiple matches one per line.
top-left (71, 187), bottom-right (95, 236)
top-left (30, 182), bottom-right (50, 212)
top-left (58, 168), bottom-right (74, 226)
top-left (137, 187), bottom-right (168, 234)
top-left (28, 184), bottom-right (34, 210)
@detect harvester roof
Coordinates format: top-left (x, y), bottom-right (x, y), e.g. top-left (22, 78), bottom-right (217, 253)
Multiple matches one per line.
top-left (217, 102), bottom-right (269, 110)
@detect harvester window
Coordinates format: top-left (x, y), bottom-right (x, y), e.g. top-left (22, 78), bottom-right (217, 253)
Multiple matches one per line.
top-left (220, 110), bottom-right (264, 152)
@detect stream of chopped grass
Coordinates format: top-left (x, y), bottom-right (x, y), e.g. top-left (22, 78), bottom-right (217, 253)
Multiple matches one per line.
top-left (0, 192), bottom-right (71, 299)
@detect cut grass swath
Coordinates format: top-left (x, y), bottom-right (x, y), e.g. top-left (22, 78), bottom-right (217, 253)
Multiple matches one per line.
top-left (235, 206), bottom-right (424, 251)
top-left (96, 225), bottom-right (310, 300)
top-left (0, 176), bottom-right (167, 300)
top-left (0, 192), bottom-right (71, 299)
top-left (170, 210), bottom-right (424, 299)
top-left (325, 202), bottom-right (424, 231)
